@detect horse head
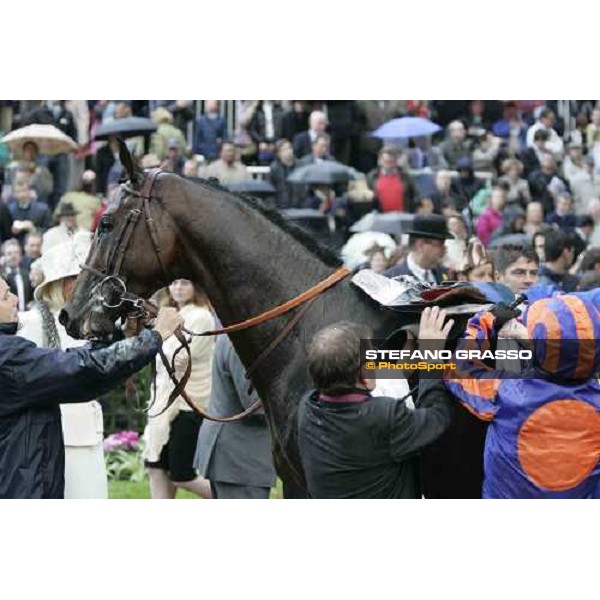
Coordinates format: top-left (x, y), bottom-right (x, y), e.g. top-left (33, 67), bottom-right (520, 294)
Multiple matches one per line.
top-left (61, 139), bottom-right (180, 341)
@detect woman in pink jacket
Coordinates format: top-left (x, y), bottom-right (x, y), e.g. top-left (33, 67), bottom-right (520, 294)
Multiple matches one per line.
top-left (476, 186), bottom-right (506, 246)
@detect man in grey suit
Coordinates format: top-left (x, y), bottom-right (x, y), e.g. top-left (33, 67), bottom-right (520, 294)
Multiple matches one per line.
top-left (194, 335), bottom-right (276, 499)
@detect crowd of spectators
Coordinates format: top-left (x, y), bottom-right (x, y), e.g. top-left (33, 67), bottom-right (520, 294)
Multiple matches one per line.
top-left (2, 100), bottom-right (599, 309)
top-left (1, 99), bottom-right (600, 499)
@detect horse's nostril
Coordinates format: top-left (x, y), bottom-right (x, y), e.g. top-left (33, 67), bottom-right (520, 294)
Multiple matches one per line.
top-left (58, 309), bottom-right (70, 328)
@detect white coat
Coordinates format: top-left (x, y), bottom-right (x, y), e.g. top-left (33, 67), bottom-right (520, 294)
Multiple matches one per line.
top-left (17, 307), bottom-right (108, 499)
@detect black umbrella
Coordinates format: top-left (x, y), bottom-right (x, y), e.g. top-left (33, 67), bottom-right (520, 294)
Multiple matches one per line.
top-left (280, 208), bottom-right (329, 224)
top-left (350, 211), bottom-right (415, 236)
top-left (94, 117), bottom-right (157, 141)
top-left (280, 208), bottom-right (331, 236)
top-left (287, 161), bottom-right (357, 185)
top-left (226, 180), bottom-right (276, 196)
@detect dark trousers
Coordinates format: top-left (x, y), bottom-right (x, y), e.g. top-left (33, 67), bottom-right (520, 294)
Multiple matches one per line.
top-left (210, 481), bottom-right (270, 499)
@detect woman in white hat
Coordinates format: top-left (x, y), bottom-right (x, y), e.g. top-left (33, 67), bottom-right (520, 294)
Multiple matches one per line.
top-left (18, 231), bottom-right (108, 499)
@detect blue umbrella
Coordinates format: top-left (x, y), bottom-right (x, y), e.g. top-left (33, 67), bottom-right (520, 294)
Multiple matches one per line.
top-left (371, 117), bottom-right (441, 140)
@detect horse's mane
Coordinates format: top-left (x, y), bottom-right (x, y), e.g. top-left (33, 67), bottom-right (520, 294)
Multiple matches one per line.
top-left (183, 176), bottom-right (343, 268)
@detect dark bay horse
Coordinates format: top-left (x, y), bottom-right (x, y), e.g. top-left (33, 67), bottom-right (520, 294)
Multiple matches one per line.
top-left (62, 143), bottom-right (486, 497)
top-left (61, 144), bottom-right (407, 494)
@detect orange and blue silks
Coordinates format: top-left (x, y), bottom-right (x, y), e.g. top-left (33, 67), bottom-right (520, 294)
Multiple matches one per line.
top-left (444, 290), bottom-right (600, 498)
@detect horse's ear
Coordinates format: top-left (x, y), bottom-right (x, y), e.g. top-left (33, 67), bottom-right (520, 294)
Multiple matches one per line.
top-left (117, 138), bottom-right (142, 185)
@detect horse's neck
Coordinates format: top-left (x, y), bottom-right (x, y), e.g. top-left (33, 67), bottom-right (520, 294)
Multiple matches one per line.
top-left (171, 186), bottom-right (337, 366)
top-left (182, 215), bottom-right (330, 320)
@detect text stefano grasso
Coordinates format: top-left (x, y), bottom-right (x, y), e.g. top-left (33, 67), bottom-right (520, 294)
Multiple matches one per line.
top-left (364, 349), bottom-right (533, 361)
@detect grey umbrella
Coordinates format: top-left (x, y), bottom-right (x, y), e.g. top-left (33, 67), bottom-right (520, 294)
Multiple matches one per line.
top-left (287, 161), bottom-right (357, 185)
top-left (94, 117), bottom-right (157, 141)
top-left (226, 180), bottom-right (276, 196)
top-left (487, 233), bottom-right (531, 249)
top-left (350, 211), bottom-right (415, 236)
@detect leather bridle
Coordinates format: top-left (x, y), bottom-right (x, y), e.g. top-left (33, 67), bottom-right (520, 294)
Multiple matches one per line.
top-left (81, 168), bottom-right (351, 423)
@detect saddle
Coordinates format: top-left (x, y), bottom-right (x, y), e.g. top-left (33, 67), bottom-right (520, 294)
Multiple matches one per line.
top-left (351, 270), bottom-right (495, 315)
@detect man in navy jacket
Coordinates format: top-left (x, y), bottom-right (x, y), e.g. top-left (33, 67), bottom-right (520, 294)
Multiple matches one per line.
top-left (0, 275), bottom-right (183, 498)
top-left (193, 100), bottom-right (228, 161)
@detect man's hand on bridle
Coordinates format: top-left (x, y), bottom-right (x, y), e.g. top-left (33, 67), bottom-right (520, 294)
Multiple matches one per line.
top-left (122, 309), bottom-right (159, 338)
top-left (122, 316), bottom-right (144, 338)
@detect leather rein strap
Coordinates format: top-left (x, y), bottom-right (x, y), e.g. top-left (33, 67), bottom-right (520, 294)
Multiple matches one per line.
top-left (185, 265), bottom-right (350, 337)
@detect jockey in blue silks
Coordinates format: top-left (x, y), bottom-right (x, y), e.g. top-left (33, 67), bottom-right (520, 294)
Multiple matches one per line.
top-left (443, 288), bottom-right (600, 498)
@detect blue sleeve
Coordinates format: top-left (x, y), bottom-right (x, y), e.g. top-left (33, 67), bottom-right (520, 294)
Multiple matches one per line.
top-left (443, 311), bottom-right (502, 421)
top-left (6, 329), bottom-right (161, 412)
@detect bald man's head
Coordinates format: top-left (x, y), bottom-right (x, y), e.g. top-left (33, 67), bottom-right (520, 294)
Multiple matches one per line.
top-left (307, 321), bottom-right (373, 394)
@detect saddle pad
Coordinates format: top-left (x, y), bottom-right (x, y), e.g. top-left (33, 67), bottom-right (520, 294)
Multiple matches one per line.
top-left (351, 269), bottom-right (492, 314)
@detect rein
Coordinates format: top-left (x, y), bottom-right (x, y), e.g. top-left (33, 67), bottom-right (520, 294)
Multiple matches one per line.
top-left (83, 168), bottom-right (351, 423)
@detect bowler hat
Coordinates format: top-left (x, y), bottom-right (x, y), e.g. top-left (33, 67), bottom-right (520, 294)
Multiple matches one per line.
top-left (56, 202), bottom-right (78, 218)
top-left (405, 214), bottom-right (453, 240)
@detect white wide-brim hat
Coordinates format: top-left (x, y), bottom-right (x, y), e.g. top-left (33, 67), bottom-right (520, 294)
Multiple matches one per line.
top-left (34, 231), bottom-right (93, 301)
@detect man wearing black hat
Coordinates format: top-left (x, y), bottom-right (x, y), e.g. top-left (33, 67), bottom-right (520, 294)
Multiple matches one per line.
top-left (384, 214), bottom-right (451, 284)
top-left (42, 202), bottom-right (83, 252)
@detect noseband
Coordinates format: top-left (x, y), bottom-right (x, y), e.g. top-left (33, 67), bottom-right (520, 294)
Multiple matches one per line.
top-left (81, 168), bottom-right (351, 423)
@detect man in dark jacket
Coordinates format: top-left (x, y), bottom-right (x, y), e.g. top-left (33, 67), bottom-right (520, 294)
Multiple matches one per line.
top-left (7, 179), bottom-right (52, 247)
top-left (521, 129), bottom-right (548, 177)
top-left (248, 101), bottom-right (284, 147)
top-left (1, 239), bottom-right (32, 310)
top-left (94, 136), bottom-right (119, 195)
top-left (0, 202), bottom-right (13, 244)
top-left (537, 229), bottom-right (580, 292)
top-left (23, 101), bottom-right (77, 140)
top-left (325, 101), bottom-right (365, 168)
top-left (280, 101), bottom-right (310, 143)
top-left (268, 139), bottom-right (302, 209)
top-left (384, 215), bottom-right (451, 284)
top-left (193, 100), bottom-right (228, 162)
top-left (293, 110), bottom-right (328, 158)
top-left (0, 275), bottom-right (183, 499)
top-left (450, 157), bottom-right (484, 210)
top-left (297, 312), bottom-right (453, 499)
top-left (528, 151), bottom-right (568, 216)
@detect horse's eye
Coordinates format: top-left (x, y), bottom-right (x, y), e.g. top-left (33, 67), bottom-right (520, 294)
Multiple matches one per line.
top-left (99, 217), bottom-right (113, 234)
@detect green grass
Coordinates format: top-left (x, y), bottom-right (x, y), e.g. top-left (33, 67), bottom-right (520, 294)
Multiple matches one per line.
top-left (108, 479), bottom-right (284, 499)
top-left (108, 480), bottom-right (198, 499)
